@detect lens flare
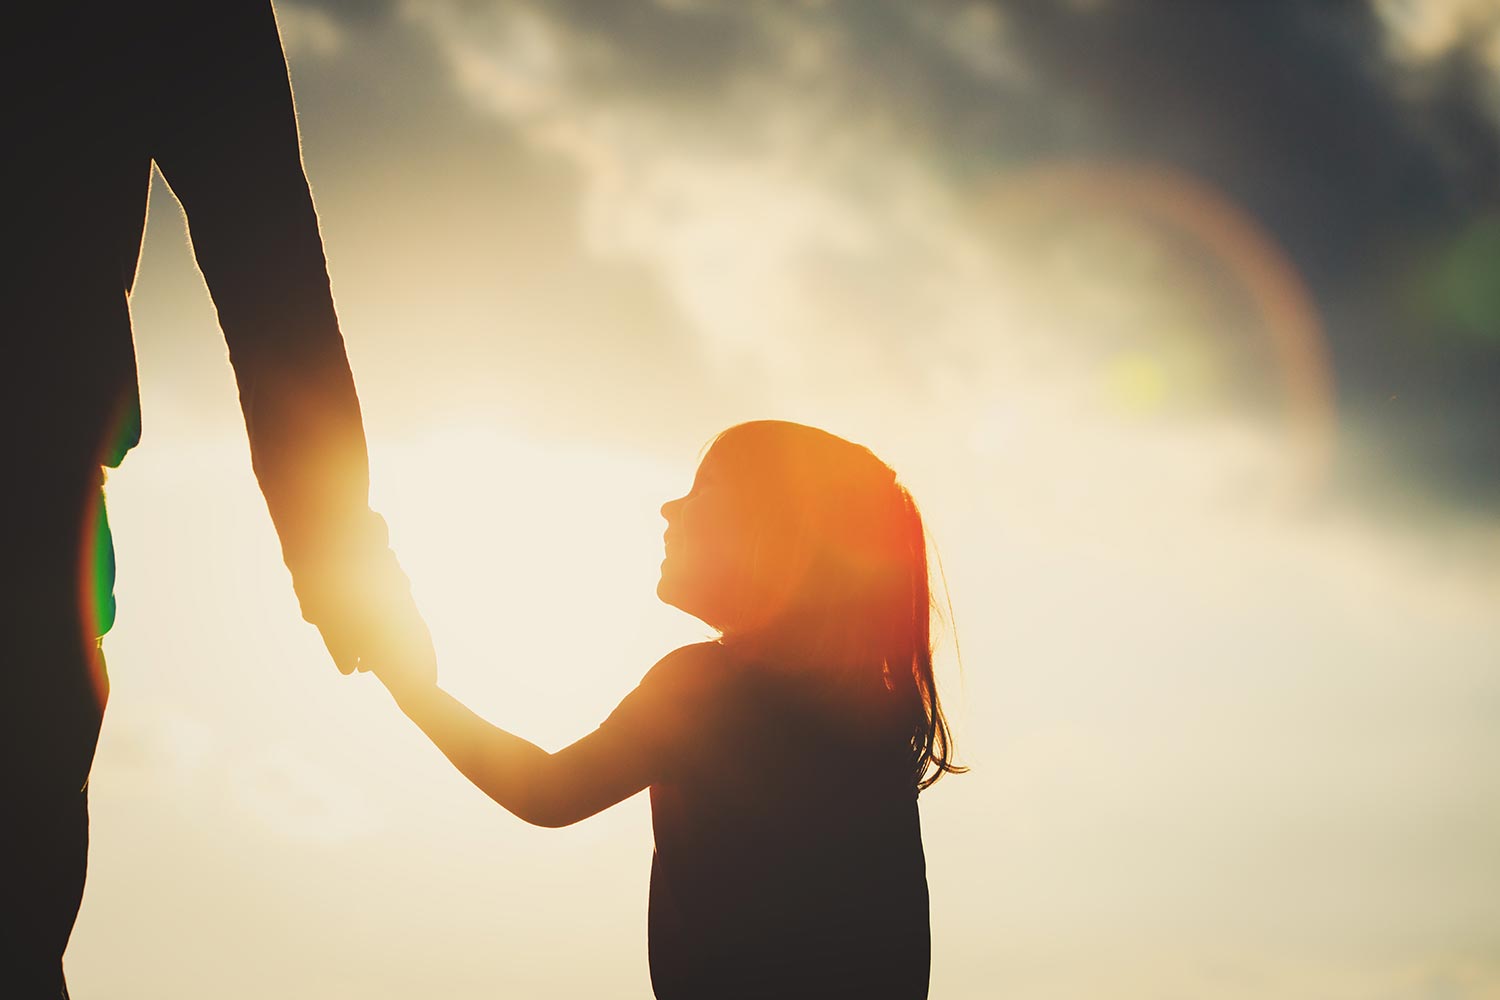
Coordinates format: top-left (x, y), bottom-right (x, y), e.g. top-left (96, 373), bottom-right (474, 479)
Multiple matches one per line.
top-left (76, 481), bottom-right (115, 711)
top-left (984, 162), bottom-right (1337, 493)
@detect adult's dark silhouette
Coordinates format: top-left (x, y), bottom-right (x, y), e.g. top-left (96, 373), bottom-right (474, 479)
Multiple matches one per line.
top-left (3, 3), bottom-right (433, 994)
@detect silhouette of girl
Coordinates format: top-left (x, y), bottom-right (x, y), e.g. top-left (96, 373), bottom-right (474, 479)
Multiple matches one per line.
top-left (378, 420), bottom-right (964, 998)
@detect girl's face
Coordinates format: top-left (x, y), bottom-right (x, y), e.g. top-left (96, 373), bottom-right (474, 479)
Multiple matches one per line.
top-left (657, 446), bottom-right (761, 630)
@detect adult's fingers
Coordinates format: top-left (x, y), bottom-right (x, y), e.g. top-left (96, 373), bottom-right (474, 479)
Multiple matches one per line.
top-left (317, 623), bottom-right (360, 675)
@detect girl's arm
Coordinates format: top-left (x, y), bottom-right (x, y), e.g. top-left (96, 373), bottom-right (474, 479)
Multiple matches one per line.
top-left (381, 675), bottom-right (655, 829)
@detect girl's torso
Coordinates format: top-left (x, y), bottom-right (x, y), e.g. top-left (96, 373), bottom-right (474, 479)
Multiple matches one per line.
top-left (620, 644), bottom-right (931, 999)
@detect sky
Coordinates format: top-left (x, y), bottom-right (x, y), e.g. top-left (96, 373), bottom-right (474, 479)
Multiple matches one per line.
top-left (66, 1), bottom-right (1500, 997)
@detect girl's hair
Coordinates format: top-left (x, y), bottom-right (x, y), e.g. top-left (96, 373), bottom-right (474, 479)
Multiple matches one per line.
top-left (707, 420), bottom-right (966, 790)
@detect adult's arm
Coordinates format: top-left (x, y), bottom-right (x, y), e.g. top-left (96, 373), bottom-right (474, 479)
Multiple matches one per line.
top-left (147, 0), bottom-right (431, 676)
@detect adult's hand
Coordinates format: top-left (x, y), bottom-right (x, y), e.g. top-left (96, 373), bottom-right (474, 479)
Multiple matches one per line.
top-left (292, 531), bottom-right (437, 687)
top-left (316, 583), bottom-right (436, 687)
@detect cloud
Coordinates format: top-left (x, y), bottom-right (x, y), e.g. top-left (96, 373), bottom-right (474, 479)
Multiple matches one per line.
top-left (277, 3), bottom-right (346, 58)
top-left (233, 742), bottom-right (387, 844)
top-left (284, 0), bottom-right (1500, 512)
top-left (395, 1), bottom-right (972, 377)
top-left (1376, 0), bottom-right (1500, 88)
top-left (114, 10), bottom-right (1500, 995)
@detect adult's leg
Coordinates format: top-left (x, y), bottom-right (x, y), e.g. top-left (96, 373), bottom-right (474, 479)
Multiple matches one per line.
top-left (2, 470), bottom-right (112, 997)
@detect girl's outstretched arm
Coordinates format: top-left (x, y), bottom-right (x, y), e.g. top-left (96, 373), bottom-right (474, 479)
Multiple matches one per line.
top-left (378, 672), bottom-right (655, 829)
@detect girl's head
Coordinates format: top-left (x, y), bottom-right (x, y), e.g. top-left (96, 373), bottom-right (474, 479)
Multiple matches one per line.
top-left (658, 420), bottom-right (963, 789)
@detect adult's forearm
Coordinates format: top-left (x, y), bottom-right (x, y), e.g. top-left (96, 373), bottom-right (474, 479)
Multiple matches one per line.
top-left (170, 152), bottom-right (373, 511)
top-left (231, 318), bottom-right (398, 630)
top-left (147, 0), bottom-right (425, 666)
top-left (235, 341), bottom-right (378, 569)
top-left (190, 183), bottom-right (398, 624)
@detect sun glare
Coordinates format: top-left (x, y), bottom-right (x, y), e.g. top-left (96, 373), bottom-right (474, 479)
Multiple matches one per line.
top-left (367, 423), bottom-right (709, 744)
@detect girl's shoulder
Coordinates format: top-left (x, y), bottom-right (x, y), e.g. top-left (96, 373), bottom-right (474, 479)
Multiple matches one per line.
top-left (654, 639), bottom-right (726, 669)
top-left (649, 639), bottom-right (726, 674)
top-left (637, 640), bottom-right (731, 697)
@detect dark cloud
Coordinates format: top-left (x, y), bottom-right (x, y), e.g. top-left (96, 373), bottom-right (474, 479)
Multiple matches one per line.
top-left (283, 0), bottom-right (397, 25)
top-left (829, 0), bottom-right (1500, 505)
top-left (275, 2), bottom-right (745, 448)
top-left (288, 0), bottom-right (1500, 508)
top-left (967, 2), bottom-right (1500, 505)
top-left (525, 0), bottom-right (779, 103)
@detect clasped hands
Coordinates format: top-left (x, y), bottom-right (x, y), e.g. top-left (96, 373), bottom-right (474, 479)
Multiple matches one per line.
top-left (294, 541), bottom-right (438, 695)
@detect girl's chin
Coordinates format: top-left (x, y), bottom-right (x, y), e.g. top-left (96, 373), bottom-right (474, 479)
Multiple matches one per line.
top-left (656, 577), bottom-right (721, 627)
top-left (656, 573), bottom-right (692, 612)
